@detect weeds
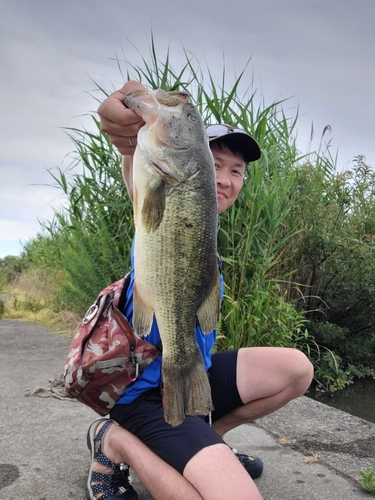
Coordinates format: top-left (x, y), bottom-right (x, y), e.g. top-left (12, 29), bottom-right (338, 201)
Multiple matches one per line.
top-left (2, 268), bottom-right (80, 335)
top-left (20, 36), bottom-right (370, 390)
top-left (359, 468), bottom-right (375, 493)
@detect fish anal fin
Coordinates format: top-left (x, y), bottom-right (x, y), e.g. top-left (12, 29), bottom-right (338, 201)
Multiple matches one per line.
top-left (197, 273), bottom-right (221, 334)
top-left (141, 180), bottom-right (165, 232)
top-left (133, 284), bottom-right (154, 337)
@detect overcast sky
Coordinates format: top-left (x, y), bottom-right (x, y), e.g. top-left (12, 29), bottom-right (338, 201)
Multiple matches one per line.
top-left (1, 0), bottom-right (374, 258)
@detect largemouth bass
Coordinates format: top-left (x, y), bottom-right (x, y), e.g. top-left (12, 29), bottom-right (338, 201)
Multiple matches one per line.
top-left (124, 88), bottom-right (221, 426)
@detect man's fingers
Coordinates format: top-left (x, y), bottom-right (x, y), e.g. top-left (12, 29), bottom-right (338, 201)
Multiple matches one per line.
top-left (100, 116), bottom-right (141, 137)
top-left (107, 133), bottom-right (138, 156)
top-left (97, 80), bottom-right (148, 155)
top-left (119, 80), bottom-right (148, 97)
top-left (98, 91), bottom-right (142, 126)
top-left (98, 81), bottom-right (147, 127)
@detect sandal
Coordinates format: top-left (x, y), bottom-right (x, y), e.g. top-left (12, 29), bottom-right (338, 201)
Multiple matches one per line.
top-left (86, 418), bottom-right (138, 500)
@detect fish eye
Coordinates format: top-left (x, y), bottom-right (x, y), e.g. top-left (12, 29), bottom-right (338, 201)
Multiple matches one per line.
top-left (187, 113), bottom-right (198, 123)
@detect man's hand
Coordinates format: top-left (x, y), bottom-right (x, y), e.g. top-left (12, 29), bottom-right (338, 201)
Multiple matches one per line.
top-left (98, 80), bottom-right (147, 155)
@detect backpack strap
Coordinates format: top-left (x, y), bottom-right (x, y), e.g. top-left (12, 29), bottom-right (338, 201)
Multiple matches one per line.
top-left (118, 273), bottom-right (131, 313)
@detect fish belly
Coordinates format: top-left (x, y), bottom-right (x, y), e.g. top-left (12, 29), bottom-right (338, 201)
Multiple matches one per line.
top-left (134, 180), bottom-right (219, 426)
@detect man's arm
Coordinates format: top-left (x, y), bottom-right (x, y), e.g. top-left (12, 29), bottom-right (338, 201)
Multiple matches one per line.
top-left (122, 155), bottom-right (134, 202)
top-left (98, 80), bottom-right (148, 201)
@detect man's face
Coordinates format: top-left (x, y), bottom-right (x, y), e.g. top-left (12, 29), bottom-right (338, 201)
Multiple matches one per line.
top-left (210, 144), bottom-right (246, 214)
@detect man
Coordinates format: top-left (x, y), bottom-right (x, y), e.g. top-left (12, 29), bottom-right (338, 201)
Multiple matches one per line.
top-left (86, 81), bottom-right (313, 500)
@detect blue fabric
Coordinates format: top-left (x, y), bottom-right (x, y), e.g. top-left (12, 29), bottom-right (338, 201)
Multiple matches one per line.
top-left (116, 241), bottom-right (224, 405)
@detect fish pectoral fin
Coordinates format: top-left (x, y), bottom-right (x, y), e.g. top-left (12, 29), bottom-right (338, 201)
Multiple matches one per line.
top-left (197, 273), bottom-right (221, 334)
top-left (141, 180), bottom-right (165, 232)
top-left (133, 284), bottom-right (154, 337)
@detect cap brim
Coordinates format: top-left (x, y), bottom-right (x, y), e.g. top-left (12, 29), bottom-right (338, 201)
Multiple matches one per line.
top-left (209, 132), bottom-right (261, 163)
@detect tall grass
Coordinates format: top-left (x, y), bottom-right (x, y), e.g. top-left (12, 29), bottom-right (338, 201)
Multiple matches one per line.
top-left (25, 40), bottom-right (312, 349)
top-left (217, 157), bottom-right (306, 350)
top-left (24, 118), bottom-right (134, 313)
top-left (18, 39), bottom-right (375, 392)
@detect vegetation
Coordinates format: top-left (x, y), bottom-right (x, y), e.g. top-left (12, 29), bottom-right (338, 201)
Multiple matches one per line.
top-left (0, 260), bottom-right (80, 332)
top-left (359, 468), bottom-right (375, 493)
top-left (284, 154), bottom-right (375, 390)
top-left (22, 121), bottom-right (134, 314)
top-left (0, 255), bottom-right (28, 288)
top-left (4, 39), bottom-right (374, 391)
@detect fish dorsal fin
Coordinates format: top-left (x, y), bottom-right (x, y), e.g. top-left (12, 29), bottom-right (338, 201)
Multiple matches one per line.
top-left (133, 283), bottom-right (154, 338)
top-left (197, 273), bottom-right (221, 334)
top-left (141, 180), bottom-right (166, 232)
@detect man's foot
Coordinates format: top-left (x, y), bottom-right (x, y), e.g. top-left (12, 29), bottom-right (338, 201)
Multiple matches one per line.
top-left (231, 448), bottom-right (263, 480)
top-left (86, 418), bottom-right (138, 500)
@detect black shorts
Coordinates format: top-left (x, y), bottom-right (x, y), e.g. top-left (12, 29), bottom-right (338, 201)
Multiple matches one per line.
top-left (110, 349), bottom-right (243, 474)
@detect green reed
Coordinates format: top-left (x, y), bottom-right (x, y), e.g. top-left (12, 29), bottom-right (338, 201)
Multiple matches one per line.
top-left (26, 38), bottom-right (310, 346)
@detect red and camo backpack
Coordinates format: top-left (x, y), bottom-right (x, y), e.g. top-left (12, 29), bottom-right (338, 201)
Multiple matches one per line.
top-left (63, 274), bottom-right (160, 415)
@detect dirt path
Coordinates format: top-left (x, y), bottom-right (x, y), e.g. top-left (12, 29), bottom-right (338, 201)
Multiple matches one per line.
top-left (1, 319), bottom-right (373, 499)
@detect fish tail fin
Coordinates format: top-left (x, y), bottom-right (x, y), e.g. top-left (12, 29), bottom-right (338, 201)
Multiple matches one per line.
top-left (161, 369), bottom-right (187, 427)
top-left (186, 360), bottom-right (213, 417)
top-left (162, 356), bottom-right (213, 427)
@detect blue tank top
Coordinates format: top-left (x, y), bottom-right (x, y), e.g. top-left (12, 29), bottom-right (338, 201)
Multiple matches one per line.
top-left (116, 242), bottom-right (223, 404)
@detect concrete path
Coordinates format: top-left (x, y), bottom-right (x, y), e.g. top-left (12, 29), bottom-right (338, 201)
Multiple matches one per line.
top-left (1, 319), bottom-right (374, 499)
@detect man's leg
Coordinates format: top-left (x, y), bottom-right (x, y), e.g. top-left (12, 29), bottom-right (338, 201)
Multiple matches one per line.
top-left (92, 420), bottom-right (262, 500)
top-left (212, 347), bottom-right (314, 436)
top-left (90, 420), bottom-right (202, 499)
top-left (183, 443), bottom-right (263, 500)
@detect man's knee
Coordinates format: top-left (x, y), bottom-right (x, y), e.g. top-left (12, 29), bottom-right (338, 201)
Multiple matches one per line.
top-left (288, 348), bottom-right (314, 395)
top-left (184, 444), bottom-right (262, 500)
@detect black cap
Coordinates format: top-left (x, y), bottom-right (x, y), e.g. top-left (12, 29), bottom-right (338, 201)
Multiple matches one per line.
top-left (206, 124), bottom-right (261, 164)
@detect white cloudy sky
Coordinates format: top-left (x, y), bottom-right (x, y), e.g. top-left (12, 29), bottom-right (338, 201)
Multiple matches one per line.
top-left (1, 0), bottom-right (374, 257)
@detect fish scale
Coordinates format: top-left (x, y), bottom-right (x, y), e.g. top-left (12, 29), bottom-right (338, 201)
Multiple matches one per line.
top-left (125, 88), bottom-right (221, 426)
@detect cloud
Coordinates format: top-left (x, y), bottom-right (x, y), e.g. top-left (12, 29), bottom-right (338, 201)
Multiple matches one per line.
top-left (0, 0), bottom-right (374, 257)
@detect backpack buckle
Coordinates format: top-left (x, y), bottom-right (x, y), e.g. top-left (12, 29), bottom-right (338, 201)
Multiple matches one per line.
top-left (82, 304), bottom-right (99, 324)
top-left (126, 357), bottom-right (139, 382)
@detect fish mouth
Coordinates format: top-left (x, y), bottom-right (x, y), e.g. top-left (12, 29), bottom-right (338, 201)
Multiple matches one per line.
top-left (149, 157), bottom-right (184, 183)
top-left (157, 137), bottom-right (188, 152)
top-left (124, 89), bottom-right (190, 113)
top-left (151, 159), bottom-right (199, 184)
top-left (151, 160), bottom-right (176, 182)
top-left (138, 131), bottom-right (188, 183)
